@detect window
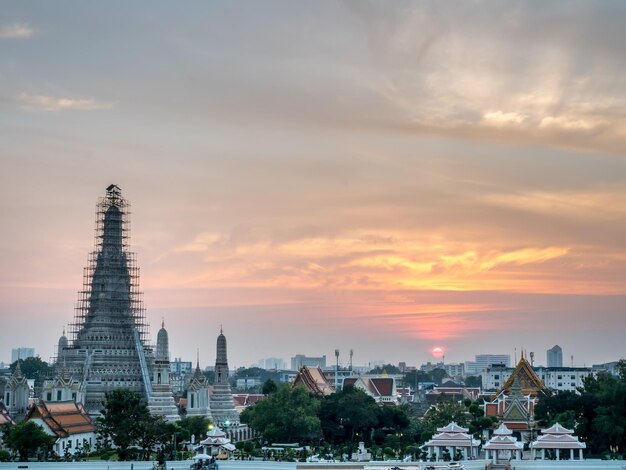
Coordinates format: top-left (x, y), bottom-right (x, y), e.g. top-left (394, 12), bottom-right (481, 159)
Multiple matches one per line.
top-left (57, 390), bottom-right (62, 401)
top-left (494, 375), bottom-right (500, 379)
top-left (47, 392), bottom-right (52, 401)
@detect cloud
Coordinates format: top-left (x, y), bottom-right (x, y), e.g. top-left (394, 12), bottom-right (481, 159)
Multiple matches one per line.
top-left (483, 110), bottom-right (527, 127)
top-left (0, 23), bottom-right (33, 39)
top-left (17, 93), bottom-right (113, 111)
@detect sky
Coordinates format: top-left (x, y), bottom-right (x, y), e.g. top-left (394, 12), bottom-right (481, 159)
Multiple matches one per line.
top-left (1, 1), bottom-right (625, 370)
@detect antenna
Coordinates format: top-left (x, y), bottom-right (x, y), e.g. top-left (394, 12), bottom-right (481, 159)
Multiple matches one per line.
top-left (349, 349), bottom-right (354, 372)
top-left (335, 349), bottom-right (340, 391)
top-left (530, 351), bottom-right (535, 367)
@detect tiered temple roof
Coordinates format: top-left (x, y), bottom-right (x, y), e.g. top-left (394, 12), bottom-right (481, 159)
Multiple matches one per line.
top-left (292, 366), bottom-right (334, 396)
top-left (483, 423), bottom-right (524, 452)
top-left (343, 376), bottom-right (396, 402)
top-left (422, 421), bottom-right (480, 459)
top-left (531, 423), bottom-right (586, 450)
top-left (499, 355), bottom-right (545, 397)
top-left (27, 401), bottom-right (95, 439)
top-left (485, 354), bottom-right (546, 430)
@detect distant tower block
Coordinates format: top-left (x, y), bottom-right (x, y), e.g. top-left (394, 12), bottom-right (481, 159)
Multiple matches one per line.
top-left (60, 185), bottom-right (177, 419)
top-left (209, 328), bottom-right (239, 427)
top-left (547, 345), bottom-right (563, 368)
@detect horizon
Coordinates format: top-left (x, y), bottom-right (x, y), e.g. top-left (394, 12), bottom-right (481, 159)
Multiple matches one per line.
top-left (1, 2), bottom-right (625, 370)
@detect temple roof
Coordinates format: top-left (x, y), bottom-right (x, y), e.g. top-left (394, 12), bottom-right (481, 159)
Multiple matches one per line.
top-left (292, 366), bottom-right (334, 396)
top-left (498, 355), bottom-right (545, 397)
top-left (493, 423), bottom-right (513, 436)
top-left (423, 431), bottom-right (480, 448)
top-left (436, 421), bottom-right (469, 434)
top-left (27, 401), bottom-right (95, 438)
top-left (343, 376), bottom-right (395, 399)
top-left (542, 423), bottom-right (574, 435)
top-left (0, 403), bottom-right (14, 426)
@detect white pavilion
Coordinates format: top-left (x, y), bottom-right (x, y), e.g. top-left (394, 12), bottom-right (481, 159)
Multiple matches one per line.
top-left (530, 422), bottom-right (585, 460)
top-left (422, 422), bottom-right (480, 461)
top-left (483, 423), bottom-right (524, 464)
top-left (197, 426), bottom-right (236, 458)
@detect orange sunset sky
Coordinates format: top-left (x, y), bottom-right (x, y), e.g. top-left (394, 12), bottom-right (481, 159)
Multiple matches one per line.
top-left (1, 1), bottom-right (625, 368)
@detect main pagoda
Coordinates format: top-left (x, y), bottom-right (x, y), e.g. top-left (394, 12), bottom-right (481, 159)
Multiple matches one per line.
top-left (59, 185), bottom-right (177, 420)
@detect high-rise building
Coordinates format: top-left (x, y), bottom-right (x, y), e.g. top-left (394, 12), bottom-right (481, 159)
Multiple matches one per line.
top-left (291, 354), bottom-right (326, 370)
top-left (474, 354), bottom-right (510, 373)
top-left (547, 345), bottom-right (563, 368)
top-left (59, 185), bottom-right (177, 420)
top-left (11, 348), bottom-right (35, 363)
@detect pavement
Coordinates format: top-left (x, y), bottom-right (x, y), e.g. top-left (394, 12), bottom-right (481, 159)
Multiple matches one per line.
top-left (0, 460), bottom-right (625, 470)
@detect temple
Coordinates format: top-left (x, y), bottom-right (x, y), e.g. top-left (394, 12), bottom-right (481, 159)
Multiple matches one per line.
top-left (186, 352), bottom-right (212, 419)
top-left (58, 185), bottom-right (178, 420)
top-left (209, 328), bottom-right (239, 427)
top-left (292, 366), bottom-right (334, 396)
top-left (484, 354), bottom-right (546, 432)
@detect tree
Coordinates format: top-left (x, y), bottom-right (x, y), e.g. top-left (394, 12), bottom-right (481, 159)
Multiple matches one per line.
top-left (319, 385), bottom-right (379, 443)
top-left (420, 399), bottom-right (468, 440)
top-left (430, 368), bottom-right (448, 386)
top-left (241, 385), bottom-right (321, 443)
top-left (176, 416), bottom-right (211, 443)
top-left (262, 379), bottom-right (278, 395)
top-left (368, 364), bottom-right (401, 375)
top-left (464, 375), bottom-right (482, 388)
top-left (10, 357), bottom-right (52, 387)
top-left (97, 389), bottom-right (151, 460)
top-left (137, 415), bottom-right (173, 461)
top-left (3, 421), bottom-right (52, 461)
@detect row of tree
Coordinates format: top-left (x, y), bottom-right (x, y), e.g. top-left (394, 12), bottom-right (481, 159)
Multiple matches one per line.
top-left (2, 389), bottom-right (212, 462)
top-left (534, 360), bottom-right (626, 456)
top-left (240, 382), bottom-right (491, 451)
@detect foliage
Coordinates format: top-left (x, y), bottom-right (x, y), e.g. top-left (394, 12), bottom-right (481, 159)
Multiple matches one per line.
top-left (420, 399), bottom-right (468, 440)
top-left (137, 415), bottom-right (173, 461)
top-left (0, 449), bottom-right (11, 462)
top-left (262, 379), bottom-right (278, 395)
top-left (319, 385), bottom-right (379, 443)
top-left (368, 364), bottom-right (401, 375)
top-left (176, 416), bottom-right (211, 442)
top-left (534, 360), bottom-right (626, 455)
top-left (464, 375), bottom-right (482, 387)
top-left (97, 389), bottom-right (151, 460)
top-left (241, 385), bottom-right (321, 443)
top-left (3, 421), bottom-right (53, 461)
top-left (10, 357), bottom-right (52, 387)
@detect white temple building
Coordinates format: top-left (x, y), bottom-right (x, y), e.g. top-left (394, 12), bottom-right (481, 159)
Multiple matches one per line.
top-left (530, 422), bottom-right (586, 460)
top-left (483, 423), bottom-right (524, 464)
top-left (422, 422), bottom-right (480, 461)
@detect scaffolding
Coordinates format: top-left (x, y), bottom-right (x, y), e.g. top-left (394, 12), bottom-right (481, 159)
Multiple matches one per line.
top-left (66, 184), bottom-right (151, 355)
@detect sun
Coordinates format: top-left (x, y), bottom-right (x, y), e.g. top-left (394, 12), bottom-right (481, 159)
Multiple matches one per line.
top-left (431, 346), bottom-right (445, 358)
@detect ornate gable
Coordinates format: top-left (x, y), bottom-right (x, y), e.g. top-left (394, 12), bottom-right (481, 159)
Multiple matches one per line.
top-left (500, 355), bottom-right (545, 396)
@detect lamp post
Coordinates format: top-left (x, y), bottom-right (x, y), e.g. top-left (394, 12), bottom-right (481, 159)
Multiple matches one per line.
top-left (172, 431), bottom-right (181, 461)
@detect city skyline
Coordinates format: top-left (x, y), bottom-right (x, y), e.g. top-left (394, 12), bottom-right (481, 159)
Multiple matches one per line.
top-left (1, 2), bottom-right (625, 368)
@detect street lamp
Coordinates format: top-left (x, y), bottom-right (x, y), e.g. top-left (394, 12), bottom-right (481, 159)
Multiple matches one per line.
top-left (172, 431), bottom-right (181, 460)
